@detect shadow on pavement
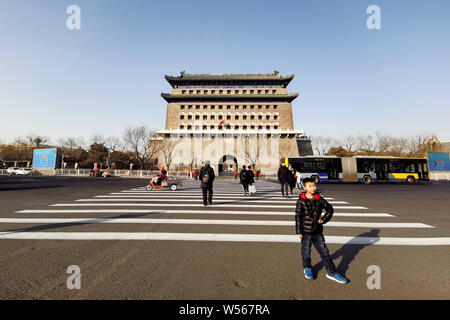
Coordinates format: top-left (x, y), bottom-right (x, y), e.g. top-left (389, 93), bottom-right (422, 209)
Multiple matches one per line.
top-left (312, 229), bottom-right (381, 278)
top-left (0, 212), bottom-right (170, 234)
top-left (0, 184), bottom-right (65, 191)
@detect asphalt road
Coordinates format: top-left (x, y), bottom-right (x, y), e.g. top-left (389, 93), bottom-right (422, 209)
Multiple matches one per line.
top-left (0, 176), bottom-right (449, 299)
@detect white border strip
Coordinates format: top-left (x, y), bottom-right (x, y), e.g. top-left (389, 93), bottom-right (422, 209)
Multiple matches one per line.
top-left (83, 198), bottom-right (349, 204)
top-left (0, 232), bottom-right (448, 245)
top-left (51, 203), bottom-right (367, 209)
top-left (108, 194), bottom-right (336, 200)
top-left (15, 210), bottom-right (393, 217)
top-left (0, 218), bottom-right (431, 228)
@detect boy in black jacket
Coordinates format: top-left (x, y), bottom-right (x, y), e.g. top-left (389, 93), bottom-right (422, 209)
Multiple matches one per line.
top-left (295, 178), bottom-right (348, 284)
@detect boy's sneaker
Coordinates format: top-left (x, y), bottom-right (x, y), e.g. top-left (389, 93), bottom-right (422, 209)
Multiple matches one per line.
top-left (326, 272), bottom-right (348, 284)
top-left (303, 268), bottom-right (314, 280)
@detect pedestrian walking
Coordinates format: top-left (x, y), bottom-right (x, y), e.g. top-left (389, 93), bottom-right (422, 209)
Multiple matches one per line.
top-left (239, 165), bottom-right (250, 195)
top-left (288, 164), bottom-right (296, 194)
top-left (199, 160), bottom-right (215, 206)
top-left (234, 169), bottom-right (238, 180)
top-left (296, 171), bottom-right (304, 190)
top-left (277, 162), bottom-right (290, 197)
top-left (295, 178), bottom-right (348, 284)
top-left (247, 165), bottom-right (256, 195)
top-left (255, 170), bottom-right (260, 180)
top-left (192, 170), bottom-right (198, 180)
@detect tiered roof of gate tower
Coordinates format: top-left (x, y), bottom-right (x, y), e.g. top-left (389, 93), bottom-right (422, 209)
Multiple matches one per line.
top-left (164, 73), bottom-right (295, 88)
top-left (158, 72), bottom-right (303, 136)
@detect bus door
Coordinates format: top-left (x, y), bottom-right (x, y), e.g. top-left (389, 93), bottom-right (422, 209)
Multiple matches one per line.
top-left (327, 159), bottom-right (339, 180)
top-left (375, 160), bottom-right (388, 181)
top-left (417, 162), bottom-right (423, 180)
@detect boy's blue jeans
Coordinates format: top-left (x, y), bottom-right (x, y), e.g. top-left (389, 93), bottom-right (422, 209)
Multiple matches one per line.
top-left (301, 233), bottom-right (337, 275)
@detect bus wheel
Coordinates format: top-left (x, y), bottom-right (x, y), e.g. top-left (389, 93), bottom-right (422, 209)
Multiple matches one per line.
top-left (406, 176), bottom-right (416, 184)
top-left (312, 176), bottom-right (320, 184)
top-left (146, 184), bottom-right (153, 191)
top-left (363, 176), bottom-right (372, 184)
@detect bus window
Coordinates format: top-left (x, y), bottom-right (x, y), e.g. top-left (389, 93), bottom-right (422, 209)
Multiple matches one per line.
top-left (316, 161), bottom-right (326, 171)
top-left (361, 161), bottom-right (374, 173)
top-left (388, 161), bottom-right (404, 172)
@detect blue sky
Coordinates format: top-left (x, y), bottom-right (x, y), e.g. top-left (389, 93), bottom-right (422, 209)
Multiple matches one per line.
top-left (1, 0), bottom-right (449, 143)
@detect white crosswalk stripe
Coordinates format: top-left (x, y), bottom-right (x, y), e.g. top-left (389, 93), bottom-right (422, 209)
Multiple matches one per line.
top-left (0, 218), bottom-right (433, 228)
top-left (2, 183), bottom-right (447, 245)
top-left (79, 198), bottom-right (349, 204)
top-left (105, 194), bottom-right (336, 200)
top-left (15, 209), bottom-right (395, 217)
top-left (0, 232), bottom-right (449, 245)
top-left (50, 203), bottom-right (368, 209)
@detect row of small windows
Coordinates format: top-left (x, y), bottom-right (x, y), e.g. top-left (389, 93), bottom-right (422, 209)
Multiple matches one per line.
top-left (181, 89), bottom-right (277, 95)
top-left (180, 114), bottom-right (278, 120)
top-left (180, 104), bottom-right (278, 110)
top-left (179, 125), bottom-right (279, 131)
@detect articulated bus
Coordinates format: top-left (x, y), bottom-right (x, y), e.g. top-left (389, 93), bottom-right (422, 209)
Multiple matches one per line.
top-left (287, 156), bottom-right (429, 184)
top-left (288, 156), bottom-right (343, 184)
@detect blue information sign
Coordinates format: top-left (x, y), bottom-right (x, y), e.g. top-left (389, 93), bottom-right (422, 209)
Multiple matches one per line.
top-left (32, 148), bottom-right (58, 168)
top-left (428, 152), bottom-right (450, 171)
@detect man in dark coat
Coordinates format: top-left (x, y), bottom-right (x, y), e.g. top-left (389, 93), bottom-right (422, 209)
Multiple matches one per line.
top-left (247, 166), bottom-right (255, 184)
top-left (277, 162), bottom-right (290, 197)
top-left (247, 165), bottom-right (256, 195)
top-left (239, 165), bottom-right (250, 195)
top-left (288, 164), bottom-right (296, 193)
top-left (199, 160), bottom-right (215, 206)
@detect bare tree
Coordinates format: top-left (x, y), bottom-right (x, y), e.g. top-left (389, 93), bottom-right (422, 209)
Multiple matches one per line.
top-left (13, 136), bottom-right (28, 145)
top-left (244, 135), bottom-right (262, 168)
top-left (342, 135), bottom-right (357, 152)
top-left (105, 136), bottom-right (123, 153)
top-left (90, 134), bottom-right (106, 145)
top-left (389, 136), bottom-right (409, 156)
top-left (25, 134), bottom-right (49, 148)
top-left (356, 134), bottom-right (375, 152)
top-left (160, 139), bottom-right (178, 171)
top-left (123, 125), bottom-right (163, 169)
top-left (374, 132), bottom-right (391, 154)
top-left (58, 137), bottom-right (85, 150)
top-left (311, 135), bottom-right (335, 155)
top-left (404, 132), bottom-right (432, 156)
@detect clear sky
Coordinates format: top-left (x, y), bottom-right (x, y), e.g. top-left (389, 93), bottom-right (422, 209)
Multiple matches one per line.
top-left (1, 0), bottom-right (449, 144)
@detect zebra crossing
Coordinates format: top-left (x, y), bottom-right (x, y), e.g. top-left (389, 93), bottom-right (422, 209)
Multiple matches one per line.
top-left (1, 183), bottom-right (450, 245)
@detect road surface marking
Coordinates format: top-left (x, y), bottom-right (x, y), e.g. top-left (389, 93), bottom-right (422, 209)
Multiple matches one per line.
top-left (51, 203), bottom-right (368, 209)
top-left (108, 194), bottom-right (336, 200)
top-left (0, 218), bottom-right (431, 228)
top-left (0, 232), bottom-right (448, 245)
top-left (82, 198), bottom-right (349, 204)
top-left (15, 209), bottom-right (393, 217)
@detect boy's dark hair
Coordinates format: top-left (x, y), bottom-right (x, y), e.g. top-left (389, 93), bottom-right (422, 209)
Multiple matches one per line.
top-left (302, 177), bottom-right (315, 185)
top-left (247, 166), bottom-right (251, 169)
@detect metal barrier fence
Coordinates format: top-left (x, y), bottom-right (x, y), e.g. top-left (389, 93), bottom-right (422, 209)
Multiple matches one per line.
top-left (53, 169), bottom-right (191, 179)
top-left (430, 172), bottom-right (450, 181)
